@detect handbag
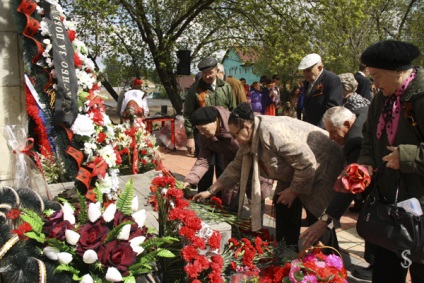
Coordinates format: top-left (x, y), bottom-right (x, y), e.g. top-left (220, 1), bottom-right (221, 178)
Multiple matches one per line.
top-left (356, 169), bottom-right (424, 262)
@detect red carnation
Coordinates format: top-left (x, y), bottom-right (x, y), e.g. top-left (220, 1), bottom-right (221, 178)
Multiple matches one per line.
top-left (97, 132), bottom-right (106, 143)
top-left (67, 30), bottom-right (76, 41)
top-left (74, 52), bottom-right (82, 68)
top-left (12, 222), bottom-right (32, 239)
top-left (6, 209), bottom-right (21, 220)
top-left (208, 231), bottom-right (221, 250)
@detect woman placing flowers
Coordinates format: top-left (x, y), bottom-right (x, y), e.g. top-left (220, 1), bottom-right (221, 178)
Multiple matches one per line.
top-left (183, 106), bottom-right (273, 210)
top-left (193, 102), bottom-right (344, 252)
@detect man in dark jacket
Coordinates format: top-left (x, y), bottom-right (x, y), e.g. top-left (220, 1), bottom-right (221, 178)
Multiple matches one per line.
top-left (298, 53), bottom-right (343, 128)
top-left (301, 105), bottom-right (374, 280)
top-left (354, 63), bottom-right (373, 101)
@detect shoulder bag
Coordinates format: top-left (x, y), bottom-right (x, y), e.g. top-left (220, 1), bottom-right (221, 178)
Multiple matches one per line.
top-left (356, 167), bottom-right (424, 262)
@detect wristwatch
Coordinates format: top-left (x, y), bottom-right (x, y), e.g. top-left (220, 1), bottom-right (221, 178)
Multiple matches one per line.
top-left (319, 212), bottom-right (333, 225)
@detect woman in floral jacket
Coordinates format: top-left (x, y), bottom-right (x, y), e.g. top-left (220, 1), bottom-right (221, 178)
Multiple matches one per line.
top-left (193, 103), bottom-right (344, 250)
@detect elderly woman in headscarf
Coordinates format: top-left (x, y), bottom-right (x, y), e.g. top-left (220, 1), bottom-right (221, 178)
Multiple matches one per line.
top-left (356, 40), bottom-right (424, 282)
top-left (193, 102), bottom-right (344, 252)
top-left (339, 73), bottom-right (370, 112)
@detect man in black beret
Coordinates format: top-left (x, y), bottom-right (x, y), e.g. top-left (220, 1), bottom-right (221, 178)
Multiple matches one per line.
top-left (183, 56), bottom-right (237, 193)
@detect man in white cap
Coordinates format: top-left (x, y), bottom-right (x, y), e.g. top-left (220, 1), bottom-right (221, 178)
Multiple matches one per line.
top-left (298, 53), bottom-right (343, 127)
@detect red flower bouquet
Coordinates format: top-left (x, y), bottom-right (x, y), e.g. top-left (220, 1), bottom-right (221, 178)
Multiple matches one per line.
top-left (148, 172), bottom-right (224, 282)
top-left (334, 163), bottom-right (371, 194)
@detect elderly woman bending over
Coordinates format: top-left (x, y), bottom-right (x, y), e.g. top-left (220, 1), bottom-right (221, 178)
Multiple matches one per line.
top-left (193, 102), bottom-right (344, 251)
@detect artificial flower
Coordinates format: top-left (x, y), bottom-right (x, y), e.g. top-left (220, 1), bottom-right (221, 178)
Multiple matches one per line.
top-left (44, 246), bottom-right (60, 260)
top-left (57, 252), bottom-right (73, 264)
top-left (117, 224), bottom-right (131, 240)
top-left (129, 236), bottom-right (146, 255)
top-left (88, 202), bottom-right (101, 222)
top-left (80, 274), bottom-right (94, 283)
top-left (105, 267), bottom-right (122, 282)
top-left (83, 249), bottom-right (98, 264)
top-left (65, 229), bottom-right (80, 245)
top-left (102, 203), bottom-right (116, 222)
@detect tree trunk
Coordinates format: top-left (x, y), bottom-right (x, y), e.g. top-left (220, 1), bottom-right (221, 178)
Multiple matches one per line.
top-left (155, 63), bottom-right (183, 115)
top-left (101, 78), bottom-right (119, 101)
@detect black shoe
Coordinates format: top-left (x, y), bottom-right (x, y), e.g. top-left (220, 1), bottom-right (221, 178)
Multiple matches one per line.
top-left (352, 266), bottom-right (372, 281)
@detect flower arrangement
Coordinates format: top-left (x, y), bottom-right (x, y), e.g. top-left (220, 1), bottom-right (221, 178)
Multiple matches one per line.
top-left (114, 121), bottom-right (161, 175)
top-left (279, 246), bottom-right (348, 283)
top-left (5, 179), bottom-right (177, 283)
top-left (14, 0), bottom-right (160, 191)
top-left (148, 171), bottom-right (224, 282)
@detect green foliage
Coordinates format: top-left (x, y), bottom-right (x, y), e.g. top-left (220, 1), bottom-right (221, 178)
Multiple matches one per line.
top-left (77, 190), bottom-right (88, 224)
top-left (94, 185), bottom-right (103, 204)
top-left (116, 179), bottom-right (134, 215)
top-left (141, 236), bottom-right (179, 251)
top-left (103, 221), bottom-right (133, 244)
top-left (24, 231), bottom-right (46, 243)
top-left (56, 264), bottom-right (80, 277)
top-left (46, 238), bottom-right (73, 253)
top-left (20, 209), bottom-right (44, 234)
top-left (61, 0), bottom-right (422, 113)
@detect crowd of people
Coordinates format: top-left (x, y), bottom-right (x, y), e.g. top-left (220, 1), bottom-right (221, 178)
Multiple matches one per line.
top-left (185, 40), bottom-right (423, 283)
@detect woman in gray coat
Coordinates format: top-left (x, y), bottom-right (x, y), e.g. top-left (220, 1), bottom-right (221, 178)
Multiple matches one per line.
top-left (193, 103), bottom-right (344, 250)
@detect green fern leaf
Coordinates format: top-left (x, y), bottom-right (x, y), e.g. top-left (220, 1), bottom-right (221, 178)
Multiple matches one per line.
top-left (77, 190), bottom-right (88, 224)
top-left (116, 179), bottom-right (134, 215)
top-left (157, 248), bottom-right (176, 258)
top-left (56, 264), bottom-right (80, 275)
top-left (103, 221), bottom-right (133, 244)
top-left (20, 209), bottom-right (44, 234)
top-left (46, 238), bottom-right (73, 253)
top-left (24, 231), bottom-right (45, 243)
top-left (141, 236), bottom-right (179, 250)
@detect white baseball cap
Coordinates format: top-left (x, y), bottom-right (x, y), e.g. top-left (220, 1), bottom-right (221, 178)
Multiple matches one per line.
top-left (298, 53), bottom-right (322, 70)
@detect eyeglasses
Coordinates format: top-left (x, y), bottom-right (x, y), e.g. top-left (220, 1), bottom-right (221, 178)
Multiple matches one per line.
top-left (230, 125), bottom-right (245, 139)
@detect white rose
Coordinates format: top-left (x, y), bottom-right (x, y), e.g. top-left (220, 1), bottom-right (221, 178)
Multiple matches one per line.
top-left (80, 274), bottom-right (94, 283)
top-left (117, 224), bottom-right (131, 241)
top-left (88, 202), bottom-right (101, 223)
top-left (43, 246), bottom-right (60, 260)
top-left (71, 114), bottom-right (95, 137)
top-left (83, 249), bottom-right (98, 264)
top-left (57, 252), bottom-right (73, 265)
top-left (65, 229), bottom-right (80, 245)
top-left (105, 267), bottom-right (123, 282)
top-left (102, 203), bottom-right (116, 222)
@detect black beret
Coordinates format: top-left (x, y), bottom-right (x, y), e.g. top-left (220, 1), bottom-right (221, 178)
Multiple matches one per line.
top-left (198, 56), bottom-right (218, 71)
top-left (361, 40), bottom-right (420, 71)
top-left (231, 102), bottom-right (254, 120)
top-left (191, 107), bottom-right (219, 126)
